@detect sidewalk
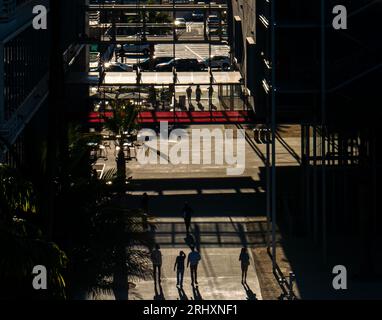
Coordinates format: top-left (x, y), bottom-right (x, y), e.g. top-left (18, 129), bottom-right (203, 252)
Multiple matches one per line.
top-left (93, 217), bottom-right (264, 300)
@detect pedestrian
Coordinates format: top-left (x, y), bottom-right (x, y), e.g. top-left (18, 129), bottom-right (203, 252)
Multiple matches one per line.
top-left (208, 85), bottom-right (214, 106)
top-left (186, 85), bottom-right (192, 105)
top-left (183, 202), bottom-right (193, 235)
top-left (187, 246), bottom-right (201, 286)
top-left (151, 244), bottom-right (162, 284)
top-left (174, 251), bottom-right (186, 287)
top-left (239, 247), bottom-right (250, 284)
top-left (195, 85), bottom-right (202, 104)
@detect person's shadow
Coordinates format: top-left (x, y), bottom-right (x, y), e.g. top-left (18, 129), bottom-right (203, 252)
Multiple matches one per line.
top-left (154, 283), bottom-right (166, 300)
top-left (243, 283), bottom-right (257, 300)
top-left (192, 284), bottom-right (203, 300)
top-left (177, 287), bottom-right (189, 300)
top-left (194, 224), bottom-right (201, 252)
top-left (184, 233), bottom-right (195, 249)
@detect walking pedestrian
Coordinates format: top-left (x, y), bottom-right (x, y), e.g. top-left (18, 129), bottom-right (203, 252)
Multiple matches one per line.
top-left (186, 85), bottom-right (192, 105)
top-left (195, 85), bottom-right (202, 104)
top-left (187, 246), bottom-right (201, 286)
top-left (183, 202), bottom-right (193, 235)
top-left (174, 251), bottom-right (186, 287)
top-left (151, 244), bottom-right (162, 284)
top-left (239, 247), bottom-right (250, 284)
top-left (208, 85), bottom-right (214, 107)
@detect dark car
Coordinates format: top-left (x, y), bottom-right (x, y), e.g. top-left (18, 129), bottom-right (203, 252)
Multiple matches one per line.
top-left (191, 10), bottom-right (204, 22)
top-left (156, 58), bottom-right (202, 71)
top-left (134, 57), bottom-right (174, 71)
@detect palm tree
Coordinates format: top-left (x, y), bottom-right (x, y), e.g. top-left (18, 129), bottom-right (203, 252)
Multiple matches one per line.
top-left (102, 98), bottom-right (140, 187)
top-left (86, 201), bottom-right (153, 300)
top-left (64, 169), bottom-right (153, 300)
top-left (0, 165), bottom-right (67, 300)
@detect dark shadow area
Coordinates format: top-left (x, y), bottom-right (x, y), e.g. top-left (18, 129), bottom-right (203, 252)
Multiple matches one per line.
top-left (255, 165), bottom-right (382, 299)
top-left (126, 177), bottom-right (266, 218)
top-left (152, 220), bottom-right (268, 248)
top-left (243, 283), bottom-right (258, 300)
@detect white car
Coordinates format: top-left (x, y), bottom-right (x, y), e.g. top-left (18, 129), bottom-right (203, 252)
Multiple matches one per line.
top-left (104, 62), bottom-right (133, 72)
top-left (174, 18), bottom-right (187, 29)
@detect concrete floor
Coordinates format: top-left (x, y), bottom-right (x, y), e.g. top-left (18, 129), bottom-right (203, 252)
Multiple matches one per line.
top-left (91, 124), bottom-right (301, 300)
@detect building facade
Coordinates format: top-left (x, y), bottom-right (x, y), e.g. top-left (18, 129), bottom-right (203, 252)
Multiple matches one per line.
top-left (0, 0), bottom-right (88, 167)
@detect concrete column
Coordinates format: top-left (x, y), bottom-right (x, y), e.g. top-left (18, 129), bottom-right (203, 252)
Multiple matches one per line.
top-left (245, 37), bottom-right (255, 95)
top-left (233, 16), bottom-right (243, 63)
top-left (0, 42), bottom-right (4, 123)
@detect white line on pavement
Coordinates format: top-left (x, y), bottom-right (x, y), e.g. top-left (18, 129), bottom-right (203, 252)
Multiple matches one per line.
top-left (185, 45), bottom-right (204, 60)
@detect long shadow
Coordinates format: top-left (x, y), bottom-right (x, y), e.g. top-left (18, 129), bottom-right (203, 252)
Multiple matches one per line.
top-left (153, 221), bottom-right (268, 247)
top-left (194, 224), bottom-right (201, 252)
top-left (236, 124), bottom-right (267, 165)
top-left (192, 285), bottom-right (203, 301)
top-left (275, 131), bottom-right (301, 164)
top-left (177, 287), bottom-right (189, 301)
top-left (153, 220), bottom-right (266, 246)
top-left (243, 283), bottom-right (258, 300)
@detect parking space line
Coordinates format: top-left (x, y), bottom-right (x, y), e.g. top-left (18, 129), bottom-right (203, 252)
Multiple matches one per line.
top-left (185, 45), bottom-right (204, 60)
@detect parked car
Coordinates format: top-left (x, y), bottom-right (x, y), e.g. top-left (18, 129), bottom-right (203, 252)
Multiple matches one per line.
top-left (192, 10), bottom-right (204, 22)
top-left (104, 62), bottom-right (133, 72)
top-left (156, 58), bottom-right (202, 71)
top-left (128, 31), bottom-right (153, 39)
top-left (200, 55), bottom-right (230, 70)
top-left (89, 52), bottom-right (100, 70)
top-left (207, 14), bottom-right (221, 26)
top-left (133, 56), bottom-right (174, 71)
top-left (116, 43), bottom-right (151, 55)
top-left (174, 18), bottom-right (187, 29)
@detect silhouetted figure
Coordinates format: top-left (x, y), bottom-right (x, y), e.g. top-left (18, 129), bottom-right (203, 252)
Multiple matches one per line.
top-left (208, 85), bottom-right (214, 108)
top-left (239, 247), bottom-right (250, 284)
top-left (174, 251), bottom-right (186, 287)
top-left (183, 202), bottom-right (194, 235)
top-left (195, 85), bottom-right (202, 104)
top-left (184, 233), bottom-right (195, 249)
top-left (186, 85), bottom-right (192, 105)
top-left (151, 244), bottom-right (162, 285)
top-left (187, 246), bottom-right (201, 286)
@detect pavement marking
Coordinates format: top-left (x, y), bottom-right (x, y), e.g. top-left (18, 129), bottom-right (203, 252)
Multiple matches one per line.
top-left (185, 45), bottom-right (205, 60)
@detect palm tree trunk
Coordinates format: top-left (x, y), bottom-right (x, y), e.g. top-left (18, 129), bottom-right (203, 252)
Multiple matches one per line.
top-left (112, 246), bottom-right (129, 300)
